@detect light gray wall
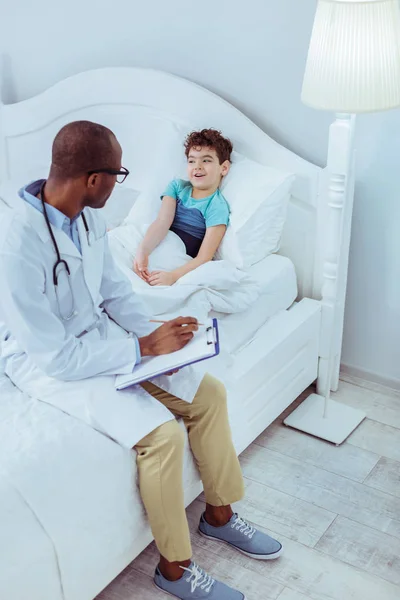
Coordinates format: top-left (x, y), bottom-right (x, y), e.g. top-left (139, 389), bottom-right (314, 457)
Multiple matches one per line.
top-left (1, 0), bottom-right (399, 386)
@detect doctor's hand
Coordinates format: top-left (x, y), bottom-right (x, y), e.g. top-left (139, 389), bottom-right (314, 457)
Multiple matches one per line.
top-left (133, 251), bottom-right (150, 282)
top-left (139, 317), bottom-right (198, 356)
top-left (166, 369), bottom-right (180, 376)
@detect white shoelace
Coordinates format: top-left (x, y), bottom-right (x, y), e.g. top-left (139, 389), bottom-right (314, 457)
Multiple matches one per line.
top-left (231, 515), bottom-right (256, 539)
top-left (182, 562), bottom-right (215, 594)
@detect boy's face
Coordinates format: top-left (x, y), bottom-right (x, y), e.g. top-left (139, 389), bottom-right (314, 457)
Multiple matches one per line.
top-left (187, 146), bottom-right (230, 191)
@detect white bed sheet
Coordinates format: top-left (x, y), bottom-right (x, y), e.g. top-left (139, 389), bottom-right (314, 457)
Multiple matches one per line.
top-left (214, 254), bottom-right (297, 354)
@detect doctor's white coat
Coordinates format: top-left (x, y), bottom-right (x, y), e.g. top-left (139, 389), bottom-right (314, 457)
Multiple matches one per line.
top-left (0, 197), bottom-right (204, 447)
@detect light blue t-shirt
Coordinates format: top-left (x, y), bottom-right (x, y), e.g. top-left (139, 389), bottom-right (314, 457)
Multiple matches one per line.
top-left (162, 179), bottom-right (230, 241)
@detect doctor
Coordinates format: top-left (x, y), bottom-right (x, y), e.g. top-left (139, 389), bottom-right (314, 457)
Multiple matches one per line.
top-left (0, 121), bottom-right (282, 600)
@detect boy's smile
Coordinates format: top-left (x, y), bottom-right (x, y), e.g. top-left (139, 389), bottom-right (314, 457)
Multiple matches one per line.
top-left (187, 146), bottom-right (230, 199)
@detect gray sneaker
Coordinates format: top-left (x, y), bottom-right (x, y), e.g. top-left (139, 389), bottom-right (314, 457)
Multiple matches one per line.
top-left (154, 561), bottom-right (246, 599)
top-left (198, 513), bottom-right (283, 560)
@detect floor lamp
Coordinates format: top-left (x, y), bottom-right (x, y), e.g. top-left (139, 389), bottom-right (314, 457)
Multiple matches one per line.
top-left (284, 0), bottom-right (400, 444)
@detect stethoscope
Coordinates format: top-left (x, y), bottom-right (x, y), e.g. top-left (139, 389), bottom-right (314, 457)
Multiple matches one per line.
top-left (40, 181), bottom-right (90, 321)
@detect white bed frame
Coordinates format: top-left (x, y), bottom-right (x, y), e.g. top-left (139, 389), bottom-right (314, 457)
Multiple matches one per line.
top-left (0, 66), bottom-right (353, 393)
top-left (0, 67), bottom-right (354, 599)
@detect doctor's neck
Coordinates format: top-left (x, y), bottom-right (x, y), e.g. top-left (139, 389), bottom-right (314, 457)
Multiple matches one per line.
top-left (42, 177), bottom-right (85, 220)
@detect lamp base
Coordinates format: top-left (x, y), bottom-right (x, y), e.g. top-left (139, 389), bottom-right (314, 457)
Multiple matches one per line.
top-left (283, 393), bottom-right (366, 445)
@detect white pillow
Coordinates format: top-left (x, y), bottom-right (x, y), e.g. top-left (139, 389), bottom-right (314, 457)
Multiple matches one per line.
top-left (124, 190), bottom-right (161, 226)
top-left (122, 121), bottom-right (189, 226)
top-left (99, 186), bottom-right (140, 229)
top-left (216, 153), bottom-right (295, 268)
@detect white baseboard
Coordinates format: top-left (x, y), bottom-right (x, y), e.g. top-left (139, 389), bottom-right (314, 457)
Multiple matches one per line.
top-left (340, 363), bottom-right (400, 394)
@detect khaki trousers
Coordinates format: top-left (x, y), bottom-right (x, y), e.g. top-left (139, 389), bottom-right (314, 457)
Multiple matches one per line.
top-left (135, 374), bottom-right (245, 562)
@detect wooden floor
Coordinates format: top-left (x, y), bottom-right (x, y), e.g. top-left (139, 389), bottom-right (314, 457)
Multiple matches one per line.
top-left (97, 376), bottom-right (400, 600)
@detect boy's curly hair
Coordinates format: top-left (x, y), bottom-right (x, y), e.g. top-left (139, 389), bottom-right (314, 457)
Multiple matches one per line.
top-left (184, 129), bottom-right (233, 164)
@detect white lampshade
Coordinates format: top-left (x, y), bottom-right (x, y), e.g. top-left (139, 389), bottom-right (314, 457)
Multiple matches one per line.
top-left (302, 0), bottom-right (400, 113)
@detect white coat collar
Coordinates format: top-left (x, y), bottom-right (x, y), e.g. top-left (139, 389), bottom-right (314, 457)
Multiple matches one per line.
top-left (20, 200), bottom-right (82, 260)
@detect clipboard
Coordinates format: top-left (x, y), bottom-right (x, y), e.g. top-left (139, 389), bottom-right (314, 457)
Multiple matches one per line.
top-left (115, 318), bottom-right (220, 391)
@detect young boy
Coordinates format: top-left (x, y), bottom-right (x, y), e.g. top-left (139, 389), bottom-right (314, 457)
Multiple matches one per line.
top-left (133, 128), bottom-right (232, 286)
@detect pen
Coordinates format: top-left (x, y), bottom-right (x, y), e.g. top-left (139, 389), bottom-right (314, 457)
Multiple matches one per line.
top-left (149, 319), bottom-right (205, 326)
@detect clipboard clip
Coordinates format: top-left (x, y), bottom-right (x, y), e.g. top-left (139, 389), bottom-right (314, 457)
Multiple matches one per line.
top-left (206, 325), bottom-right (217, 345)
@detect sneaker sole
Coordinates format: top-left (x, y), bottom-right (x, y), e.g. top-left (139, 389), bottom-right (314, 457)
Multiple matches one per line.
top-left (198, 528), bottom-right (283, 560)
top-left (153, 580), bottom-right (180, 598)
top-left (154, 579), bottom-right (248, 600)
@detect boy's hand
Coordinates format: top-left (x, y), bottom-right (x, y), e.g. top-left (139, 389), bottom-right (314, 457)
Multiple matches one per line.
top-left (133, 252), bottom-right (150, 282)
top-left (148, 270), bottom-right (178, 287)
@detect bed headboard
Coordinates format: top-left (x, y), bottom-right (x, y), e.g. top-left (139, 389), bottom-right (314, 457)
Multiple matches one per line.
top-left (0, 67), bottom-right (323, 300)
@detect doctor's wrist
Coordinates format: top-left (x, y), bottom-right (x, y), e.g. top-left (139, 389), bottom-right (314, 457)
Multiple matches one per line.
top-left (138, 335), bottom-right (153, 357)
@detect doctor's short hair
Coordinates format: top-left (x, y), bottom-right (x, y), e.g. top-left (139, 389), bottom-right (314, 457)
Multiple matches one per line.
top-left (50, 120), bottom-right (117, 180)
top-left (184, 129), bottom-right (233, 164)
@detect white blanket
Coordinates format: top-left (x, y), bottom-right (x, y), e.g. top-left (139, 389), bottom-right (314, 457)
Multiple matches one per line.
top-left (108, 222), bottom-right (261, 322)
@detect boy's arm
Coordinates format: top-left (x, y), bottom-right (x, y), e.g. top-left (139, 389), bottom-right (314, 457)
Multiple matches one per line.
top-left (134, 196), bottom-right (176, 278)
top-left (148, 224), bottom-right (226, 286)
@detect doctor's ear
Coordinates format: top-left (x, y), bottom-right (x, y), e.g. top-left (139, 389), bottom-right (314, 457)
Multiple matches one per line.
top-left (87, 173), bottom-right (99, 188)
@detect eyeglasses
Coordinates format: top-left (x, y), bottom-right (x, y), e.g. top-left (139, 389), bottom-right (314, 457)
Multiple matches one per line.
top-left (88, 166), bottom-right (130, 184)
